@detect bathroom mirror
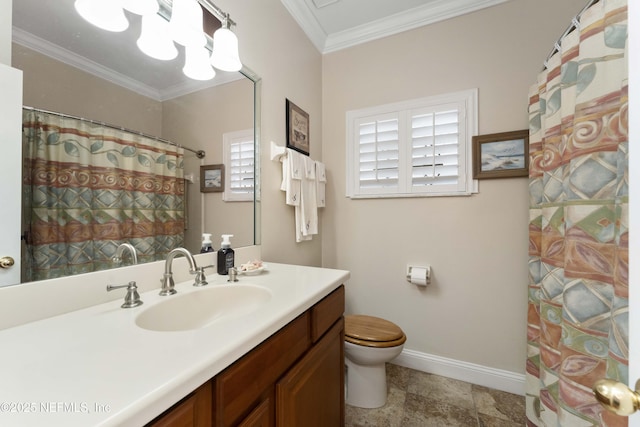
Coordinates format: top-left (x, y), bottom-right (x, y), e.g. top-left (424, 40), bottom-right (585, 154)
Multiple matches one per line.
top-left (9, 0), bottom-right (260, 286)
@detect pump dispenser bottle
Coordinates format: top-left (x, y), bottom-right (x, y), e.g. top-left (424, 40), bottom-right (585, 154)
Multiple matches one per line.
top-left (200, 233), bottom-right (214, 253)
top-left (217, 234), bottom-right (234, 275)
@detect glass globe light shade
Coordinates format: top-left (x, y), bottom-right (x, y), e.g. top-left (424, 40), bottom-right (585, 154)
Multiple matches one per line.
top-left (169, 0), bottom-right (206, 47)
top-left (137, 14), bottom-right (178, 60)
top-left (183, 46), bottom-right (216, 81)
top-left (210, 27), bottom-right (241, 72)
top-left (74, 0), bottom-right (129, 32)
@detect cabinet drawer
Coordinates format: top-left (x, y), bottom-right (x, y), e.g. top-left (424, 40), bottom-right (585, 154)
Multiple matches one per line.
top-left (214, 312), bottom-right (311, 426)
top-left (311, 285), bottom-right (345, 342)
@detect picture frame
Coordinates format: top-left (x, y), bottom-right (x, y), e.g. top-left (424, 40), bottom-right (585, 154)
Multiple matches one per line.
top-left (286, 98), bottom-right (310, 156)
top-left (472, 130), bottom-right (529, 179)
top-left (200, 164), bottom-right (225, 193)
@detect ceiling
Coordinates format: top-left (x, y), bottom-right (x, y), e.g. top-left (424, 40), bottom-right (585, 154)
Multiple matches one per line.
top-left (11, 0), bottom-right (242, 101)
top-left (280, 0), bottom-right (512, 53)
top-left (11, 0), bottom-right (511, 99)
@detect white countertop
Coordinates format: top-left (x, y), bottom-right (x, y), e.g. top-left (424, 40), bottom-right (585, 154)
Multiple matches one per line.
top-left (0, 263), bottom-right (349, 426)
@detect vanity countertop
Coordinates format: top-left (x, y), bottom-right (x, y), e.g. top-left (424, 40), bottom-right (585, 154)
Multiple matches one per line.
top-left (0, 263), bottom-right (349, 427)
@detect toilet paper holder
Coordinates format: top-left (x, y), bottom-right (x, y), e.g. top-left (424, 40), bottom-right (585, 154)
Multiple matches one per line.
top-left (406, 265), bottom-right (431, 286)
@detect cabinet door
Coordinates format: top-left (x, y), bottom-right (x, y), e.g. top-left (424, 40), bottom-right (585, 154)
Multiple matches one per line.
top-left (147, 381), bottom-right (212, 427)
top-left (214, 313), bottom-right (311, 426)
top-left (276, 318), bottom-right (344, 427)
top-left (237, 398), bottom-right (272, 427)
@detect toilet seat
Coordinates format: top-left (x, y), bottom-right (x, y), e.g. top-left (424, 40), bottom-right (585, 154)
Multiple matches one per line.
top-left (345, 315), bottom-right (406, 348)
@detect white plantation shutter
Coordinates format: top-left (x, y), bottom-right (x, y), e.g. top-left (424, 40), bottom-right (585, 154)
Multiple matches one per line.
top-left (223, 129), bottom-right (254, 201)
top-left (347, 90), bottom-right (477, 198)
top-left (410, 106), bottom-right (466, 192)
top-left (357, 114), bottom-right (400, 193)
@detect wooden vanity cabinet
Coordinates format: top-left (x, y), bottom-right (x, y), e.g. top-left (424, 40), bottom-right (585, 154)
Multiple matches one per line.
top-left (147, 285), bottom-right (345, 427)
top-left (147, 381), bottom-right (212, 427)
top-left (276, 318), bottom-right (344, 427)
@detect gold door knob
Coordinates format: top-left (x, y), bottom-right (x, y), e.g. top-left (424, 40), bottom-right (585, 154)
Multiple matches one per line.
top-left (0, 256), bottom-right (15, 269)
top-left (593, 379), bottom-right (640, 416)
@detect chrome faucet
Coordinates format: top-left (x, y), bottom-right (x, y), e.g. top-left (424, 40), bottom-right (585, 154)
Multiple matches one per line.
top-left (112, 243), bottom-right (138, 266)
top-left (107, 281), bottom-right (143, 308)
top-left (160, 247), bottom-right (198, 296)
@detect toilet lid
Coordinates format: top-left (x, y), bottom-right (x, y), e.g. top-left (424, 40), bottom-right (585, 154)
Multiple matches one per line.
top-left (345, 315), bottom-right (406, 348)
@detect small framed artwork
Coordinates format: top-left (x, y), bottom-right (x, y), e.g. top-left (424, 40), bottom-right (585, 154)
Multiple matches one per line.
top-left (286, 98), bottom-right (310, 156)
top-left (472, 130), bottom-right (529, 179)
top-left (200, 164), bottom-right (225, 193)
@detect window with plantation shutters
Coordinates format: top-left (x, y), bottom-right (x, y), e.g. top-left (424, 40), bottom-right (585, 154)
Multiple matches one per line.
top-left (223, 129), bottom-right (254, 202)
top-left (346, 89), bottom-right (477, 198)
top-left (357, 113), bottom-right (400, 192)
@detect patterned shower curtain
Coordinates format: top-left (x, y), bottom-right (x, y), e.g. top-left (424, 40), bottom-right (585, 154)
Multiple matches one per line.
top-left (526, 0), bottom-right (628, 425)
top-left (22, 109), bottom-right (185, 282)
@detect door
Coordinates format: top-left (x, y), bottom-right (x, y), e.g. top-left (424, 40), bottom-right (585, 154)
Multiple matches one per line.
top-left (0, 64), bottom-right (22, 286)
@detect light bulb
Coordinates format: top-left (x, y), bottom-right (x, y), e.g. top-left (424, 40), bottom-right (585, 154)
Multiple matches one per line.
top-left (210, 27), bottom-right (241, 72)
top-left (183, 46), bottom-right (216, 80)
top-left (137, 14), bottom-right (178, 60)
top-left (169, 0), bottom-right (206, 47)
top-left (74, 0), bottom-right (129, 32)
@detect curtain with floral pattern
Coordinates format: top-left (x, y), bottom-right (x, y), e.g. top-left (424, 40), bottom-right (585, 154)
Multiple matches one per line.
top-left (526, 0), bottom-right (628, 425)
top-left (22, 109), bottom-right (185, 282)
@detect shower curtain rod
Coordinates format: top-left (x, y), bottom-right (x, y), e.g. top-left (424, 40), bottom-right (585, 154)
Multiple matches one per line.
top-left (22, 106), bottom-right (206, 159)
top-left (543, 0), bottom-right (600, 69)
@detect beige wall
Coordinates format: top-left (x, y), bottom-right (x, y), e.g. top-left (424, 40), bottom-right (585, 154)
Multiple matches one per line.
top-left (162, 79), bottom-right (255, 250)
top-left (12, 44), bottom-right (163, 136)
top-left (213, 0), bottom-right (324, 266)
top-left (321, 0), bottom-right (585, 374)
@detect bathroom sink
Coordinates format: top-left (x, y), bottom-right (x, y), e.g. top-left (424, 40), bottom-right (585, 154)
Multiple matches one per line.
top-left (136, 284), bottom-right (272, 332)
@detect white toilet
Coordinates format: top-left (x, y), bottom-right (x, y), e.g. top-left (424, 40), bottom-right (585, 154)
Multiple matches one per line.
top-left (344, 314), bottom-right (406, 408)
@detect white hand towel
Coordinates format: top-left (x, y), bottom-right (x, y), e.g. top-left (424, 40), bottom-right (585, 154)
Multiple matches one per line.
top-left (300, 156), bottom-right (318, 237)
top-left (280, 148), bottom-right (302, 206)
top-left (315, 161), bottom-right (326, 208)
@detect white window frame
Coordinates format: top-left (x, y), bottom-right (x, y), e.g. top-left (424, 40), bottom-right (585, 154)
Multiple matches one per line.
top-left (346, 89), bottom-right (478, 198)
top-left (223, 129), bottom-right (254, 202)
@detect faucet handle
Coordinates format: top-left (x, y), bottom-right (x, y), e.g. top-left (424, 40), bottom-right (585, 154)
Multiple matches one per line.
top-left (228, 267), bottom-right (239, 283)
top-left (193, 265), bottom-right (214, 287)
top-left (107, 281), bottom-right (143, 308)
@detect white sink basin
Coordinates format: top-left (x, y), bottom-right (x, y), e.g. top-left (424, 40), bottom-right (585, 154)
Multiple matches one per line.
top-left (136, 284), bottom-right (272, 332)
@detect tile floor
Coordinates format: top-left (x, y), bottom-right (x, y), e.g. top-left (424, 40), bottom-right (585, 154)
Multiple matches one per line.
top-left (345, 364), bottom-right (526, 427)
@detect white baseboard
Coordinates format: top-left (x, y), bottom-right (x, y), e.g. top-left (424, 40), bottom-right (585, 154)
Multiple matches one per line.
top-left (391, 349), bottom-right (525, 396)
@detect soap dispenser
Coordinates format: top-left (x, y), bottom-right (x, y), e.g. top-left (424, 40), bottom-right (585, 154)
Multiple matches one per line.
top-left (217, 234), bottom-right (234, 275)
top-left (200, 233), bottom-right (214, 253)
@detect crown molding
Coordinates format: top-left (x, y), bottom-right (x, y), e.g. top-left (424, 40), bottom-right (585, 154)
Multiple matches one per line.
top-left (158, 72), bottom-right (244, 101)
top-left (281, 0), bottom-right (510, 54)
top-left (280, 0), bottom-right (328, 52)
top-left (12, 27), bottom-right (243, 102)
top-left (12, 27), bottom-right (164, 101)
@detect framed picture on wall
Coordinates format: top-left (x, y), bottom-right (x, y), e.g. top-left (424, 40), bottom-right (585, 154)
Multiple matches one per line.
top-left (200, 164), bottom-right (225, 193)
top-left (286, 99), bottom-right (310, 156)
top-left (472, 130), bottom-right (529, 179)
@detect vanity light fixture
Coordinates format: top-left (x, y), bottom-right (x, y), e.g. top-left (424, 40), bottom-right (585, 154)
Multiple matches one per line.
top-left (210, 13), bottom-right (242, 72)
top-left (74, 0), bottom-right (242, 81)
top-left (137, 14), bottom-right (179, 60)
top-left (183, 46), bottom-right (217, 80)
top-left (74, 0), bottom-right (129, 32)
top-left (169, 0), bottom-right (207, 48)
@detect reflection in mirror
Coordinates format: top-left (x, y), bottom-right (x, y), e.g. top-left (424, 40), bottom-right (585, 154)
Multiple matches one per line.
top-left (10, 0), bottom-right (260, 286)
